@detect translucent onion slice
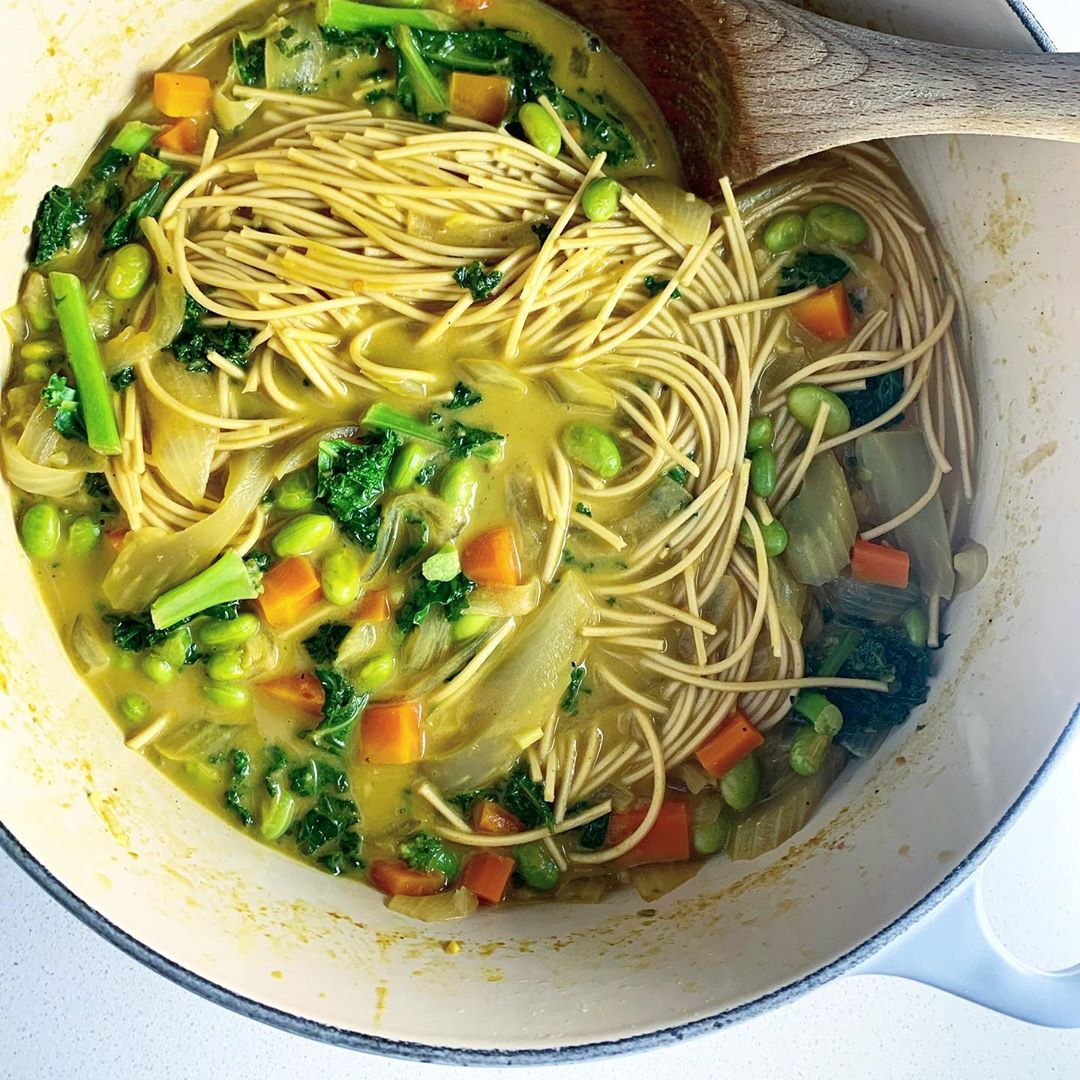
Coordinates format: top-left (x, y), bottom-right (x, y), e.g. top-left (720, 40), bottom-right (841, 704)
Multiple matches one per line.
top-left (626, 176), bottom-right (712, 246)
top-left (387, 886), bottom-right (478, 923)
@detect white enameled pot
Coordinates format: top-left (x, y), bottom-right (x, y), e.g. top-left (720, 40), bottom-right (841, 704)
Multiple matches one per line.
top-left (1, 0), bottom-right (1078, 1064)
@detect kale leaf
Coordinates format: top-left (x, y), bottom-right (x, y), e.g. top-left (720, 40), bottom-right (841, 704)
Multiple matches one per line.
top-left (777, 251), bottom-right (850, 295)
top-left (100, 171), bottom-right (183, 254)
top-left (446, 381), bottom-right (482, 410)
top-left (107, 610), bottom-right (187, 653)
top-left (293, 793), bottom-right (365, 875)
top-left (446, 420), bottom-right (504, 460)
top-left (308, 668), bottom-right (366, 756)
top-left (577, 811), bottom-right (609, 850)
top-left (289, 757), bottom-right (349, 798)
top-left (499, 767), bottom-right (553, 830)
top-left (839, 369), bottom-right (905, 430)
top-left (453, 260), bottom-right (502, 301)
top-left (30, 186), bottom-right (90, 266)
top-left (262, 744), bottom-right (291, 796)
top-left (400, 831), bottom-right (460, 880)
top-left (109, 366), bottom-right (136, 392)
top-left (169, 294), bottom-right (255, 373)
top-left (559, 662), bottom-right (587, 715)
top-left (41, 374), bottom-right (86, 442)
top-left (316, 431), bottom-right (399, 549)
top-left (643, 275), bottom-right (681, 300)
top-left (396, 571), bottom-right (475, 633)
top-left (394, 514), bottom-right (429, 571)
top-left (531, 221), bottom-right (552, 245)
top-left (302, 621), bottom-right (351, 664)
top-left (233, 37), bottom-right (267, 86)
top-left (224, 748), bottom-right (254, 827)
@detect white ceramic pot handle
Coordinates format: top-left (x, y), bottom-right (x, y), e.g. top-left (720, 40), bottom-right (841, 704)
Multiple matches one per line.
top-left (854, 871), bottom-right (1080, 1026)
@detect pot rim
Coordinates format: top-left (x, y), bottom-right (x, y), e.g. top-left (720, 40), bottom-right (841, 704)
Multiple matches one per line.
top-left (0, 0), bottom-right (1063, 1066)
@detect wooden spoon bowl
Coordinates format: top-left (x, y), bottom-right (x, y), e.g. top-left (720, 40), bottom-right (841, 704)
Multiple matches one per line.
top-left (549, 0), bottom-right (1080, 194)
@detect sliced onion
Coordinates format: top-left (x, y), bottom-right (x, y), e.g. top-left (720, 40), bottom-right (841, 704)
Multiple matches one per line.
top-left (466, 579), bottom-right (541, 618)
top-left (264, 12), bottom-right (326, 92)
top-left (213, 83), bottom-right (262, 133)
top-left (401, 610), bottom-right (450, 676)
top-left (628, 861), bottom-right (704, 902)
top-left (546, 369), bottom-right (617, 410)
top-left (387, 886), bottom-right (478, 923)
top-left (953, 541), bottom-right (988, 595)
top-left (71, 613), bottom-right (111, 674)
top-left (405, 210), bottom-right (535, 249)
top-left (156, 720), bottom-right (245, 762)
top-left (626, 175), bottom-right (712, 246)
top-left (2, 435), bottom-right (88, 497)
top-left (336, 622), bottom-right (377, 670)
top-left (456, 358), bottom-right (528, 395)
top-left (506, 469), bottom-right (545, 573)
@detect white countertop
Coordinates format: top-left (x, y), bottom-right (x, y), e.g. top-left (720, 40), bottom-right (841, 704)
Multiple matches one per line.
top-left (2, 3), bottom-right (1078, 1078)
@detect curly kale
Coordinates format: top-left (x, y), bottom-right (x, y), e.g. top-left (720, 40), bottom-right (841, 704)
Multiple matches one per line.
top-left (169, 294), bottom-right (255, 373)
top-left (307, 668), bottom-right (366, 756)
top-left (293, 793), bottom-right (365, 875)
top-left (289, 757), bottom-right (349, 798)
top-left (233, 37), bottom-right (267, 85)
top-left (498, 767), bottom-right (554, 830)
top-left (643, 275), bottom-right (681, 300)
top-left (445, 381), bottom-right (482, 410)
top-left (778, 251), bottom-right (850, 295)
top-left (559, 662), bottom-right (587, 715)
top-left (396, 571), bottom-right (475, 633)
top-left (316, 431), bottom-right (399, 549)
top-left (400, 832), bottom-right (460, 880)
top-left (453, 260), bottom-right (502, 301)
top-left (109, 367), bottom-right (136, 392)
top-left (302, 622), bottom-right (351, 665)
top-left (30, 186), bottom-right (90, 266)
top-left (839, 370), bottom-right (905, 430)
top-left (446, 420), bottom-right (504, 460)
top-left (224, 748), bottom-right (254, 827)
top-left (41, 374), bottom-right (86, 442)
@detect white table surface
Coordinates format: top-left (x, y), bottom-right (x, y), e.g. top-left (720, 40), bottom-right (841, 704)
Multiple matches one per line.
top-left (3, 2), bottom-right (1079, 1078)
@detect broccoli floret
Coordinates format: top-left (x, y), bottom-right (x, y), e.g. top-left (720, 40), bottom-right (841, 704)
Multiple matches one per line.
top-left (400, 832), bottom-right (460, 880)
top-left (41, 374), bottom-right (86, 442)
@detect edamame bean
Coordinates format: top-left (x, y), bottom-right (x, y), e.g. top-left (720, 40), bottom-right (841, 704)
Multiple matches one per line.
top-left (513, 840), bottom-right (560, 890)
top-left (88, 296), bottom-right (115, 339)
top-left (720, 754), bottom-right (760, 811)
top-left (195, 612), bottom-right (260, 649)
top-left (388, 441), bottom-right (429, 493)
top-left (581, 177), bottom-right (621, 222)
top-left (370, 96), bottom-right (403, 119)
top-left (105, 244), bottom-right (152, 301)
top-left (205, 648), bottom-right (245, 682)
top-left (203, 682), bottom-right (251, 709)
top-left (113, 650), bottom-right (135, 672)
top-left (746, 415), bottom-right (774, 454)
top-left (518, 101), bottom-right (561, 157)
top-left (185, 760), bottom-right (221, 787)
top-left (422, 542), bottom-right (460, 583)
top-left (902, 606), bottom-right (928, 649)
top-left (794, 691), bottom-right (844, 738)
top-left (20, 338), bottom-right (63, 364)
top-left (22, 363), bottom-right (49, 382)
top-left (762, 519), bottom-right (788, 557)
top-left (141, 655), bottom-right (175, 685)
top-left (786, 383), bottom-right (851, 438)
top-left (789, 726), bottom-right (831, 776)
top-left (259, 789), bottom-right (296, 840)
top-left (272, 512), bottom-right (335, 557)
top-left (67, 515), bottom-right (101, 557)
top-left (153, 626), bottom-right (193, 669)
top-left (118, 693), bottom-right (150, 724)
top-left (354, 653), bottom-right (396, 693)
top-left (749, 448), bottom-right (777, 498)
top-left (274, 468), bottom-right (316, 512)
top-left (450, 613), bottom-right (492, 642)
top-left (439, 459), bottom-right (478, 510)
top-left (19, 502), bottom-right (60, 559)
top-left (560, 422), bottom-right (622, 479)
top-left (762, 212), bottom-right (805, 253)
top-left (321, 546), bottom-right (364, 607)
top-left (805, 202), bottom-right (868, 248)
top-left (693, 817), bottom-right (730, 856)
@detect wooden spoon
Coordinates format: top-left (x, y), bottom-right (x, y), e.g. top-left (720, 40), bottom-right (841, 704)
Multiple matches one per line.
top-left (548, 0), bottom-right (1080, 193)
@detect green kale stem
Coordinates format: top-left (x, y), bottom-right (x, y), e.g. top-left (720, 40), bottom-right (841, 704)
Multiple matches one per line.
top-left (362, 402), bottom-right (501, 461)
top-left (814, 628), bottom-right (861, 678)
top-left (48, 272), bottom-right (122, 456)
top-left (150, 549), bottom-right (261, 630)
top-left (316, 0), bottom-right (461, 33)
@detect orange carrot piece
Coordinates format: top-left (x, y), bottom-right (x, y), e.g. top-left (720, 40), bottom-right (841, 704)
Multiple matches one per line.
top-left (792, 282), bottom-right (853, 342)
top-left (461, 851), bottom-right (516, 904)
top-left (460, 526), bottom-right (522, 587)
top-left (153, 72), bottom-right (213, 118)
top-left (256, 555), bottom-right (322, 628)
top-left (369, 859), bottom-right (445, 897)
top-left (360, 701), bottom-right (424, 765)
top-left (104, 527), bottom-right (129, 554)
top-left (355, 588), bottom-right (391, 623)
top-left (695, 709), bottom-right (764, 778)
top-left (449, 72), bottom-right (512, 126)
top-left (851, 538), bottom-right (911, 589)
top-left (257, 672), bottom-right (325, 716)
top-left (154, 118), bottom-right (199, 153)
top-left (472, 799), bottom-right (523, 835)
top-left (607, 798), bottom-right (692, 868)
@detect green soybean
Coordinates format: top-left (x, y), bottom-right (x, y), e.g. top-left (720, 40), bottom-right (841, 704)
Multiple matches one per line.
top-left (22, 363), bottom-right (49, 383)
top-left (513, 840), bottom-right (560, 890)
top-left (141, 655), bottom-right (175, 685)
top-left (274, 468), bottom-right (316, 512)
top-left (762, 519), bottom-right (788, 557)
top-left (749, 449), bottom-right (777, 498)
top-left (203, 682), bottom-right (251, 709)
top-left (195, 612), bottom-right (260, 650)
top-left (902, 606), bottom-right (929, 649)
top-left (184, 760), bottom-right (221, 787)
top-left (67, 515), bottom-right (101, 557)
top-left (272, 512), bottom-right (335, 557)
top-left (259, 788), bottom-right (296, 840)
top-left (205, 648), bottom-right (246, 682)
top-left (560, 422), bottom-right (622, 479)
top-left (786, 383), bottom-right (851, 438)
top-left (806, 202), bottom-right (868, 248)
top-left (451, 613), bottom-right (492, 642)
top-left (789, 726), bottom-right (831, 776)
top-left (746, 415), bottom-right (774, 454)
top-left (518, 101), bottom-right (561, 157)
top-left (720, 754), bottom-right (760, 811)
top-left (388, 441), bottom-right (429, 493)
top-left (20, 338), bottom-right (63, 363)
top-left (693, 818), bottom-right (730, 856)
top-left (422, 542), bottom-right (460, 583)
top-left (762, 212), bottom-right (805, 253)
top-left (794, 691), bottom-right (844, 738)
top-left (105, 244), bottom-right (152, 301)
top-left (354, 653), bottom-right (397, 693)
top-left (113, 650), bottom-right (135, 672)
top-left (439, 459), bottom-right (478, 510)
top-left (321, 546), bottom-right (364, 607)
top-left (153, 626), bottom-right (192, 669)
top-left (118, 693), bottom-right (150, 724)
top-left (19, 503), bottom-right (61, 559)
top-left (581, 177), bottom-right (621, 222)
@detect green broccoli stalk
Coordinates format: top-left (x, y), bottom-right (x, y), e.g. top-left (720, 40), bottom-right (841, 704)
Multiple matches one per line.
top-left (362, 402), bottom-right (504, 461)
top-left (149, 549), bottom-right (262, 630)
top-left (317, 0), bottom-right (462, 35)
top-left (81, 121), bottom-right (161, 210)
top-left (48, 272), bottom-right (122, 456)
top-left (399, 832), bottom-right (460, 881)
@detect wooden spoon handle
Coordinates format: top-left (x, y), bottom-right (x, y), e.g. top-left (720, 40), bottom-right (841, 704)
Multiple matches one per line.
top-left (727, 0), bottom-right (1080, 179)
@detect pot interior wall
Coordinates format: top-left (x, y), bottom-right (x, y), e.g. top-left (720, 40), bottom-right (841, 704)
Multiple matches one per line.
top-left (0, 0), bottom-right (1076, 1054)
